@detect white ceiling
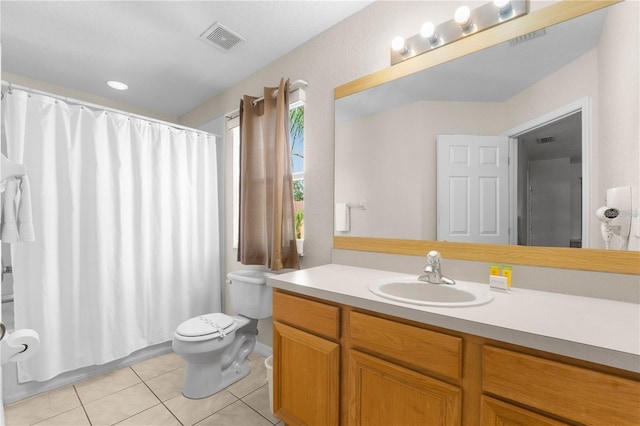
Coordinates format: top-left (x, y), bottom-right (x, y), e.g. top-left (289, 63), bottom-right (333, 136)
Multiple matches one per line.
top-left (1, 1), bottom-right (373, 118)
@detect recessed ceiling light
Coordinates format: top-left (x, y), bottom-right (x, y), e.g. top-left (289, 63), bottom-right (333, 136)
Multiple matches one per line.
top-left (107, 80), bottom-right (128, 91)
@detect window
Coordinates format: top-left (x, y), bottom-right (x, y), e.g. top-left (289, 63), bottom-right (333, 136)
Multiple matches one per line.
top-left (229, 89), bottom-right (305, 249)
top-left (290, 101), bottom-right (304, 241)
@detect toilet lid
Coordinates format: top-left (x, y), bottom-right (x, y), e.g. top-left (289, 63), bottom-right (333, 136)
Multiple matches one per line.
top-left (176, 313), bottom-right (237, 338)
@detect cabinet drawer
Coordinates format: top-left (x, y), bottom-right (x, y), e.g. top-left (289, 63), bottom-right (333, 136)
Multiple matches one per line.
top-left (483, 346), bottom-right (640, 425)
top-left (273, 291), bottom-right (340, 340)
top-left (480, 396), bottom-right (569, 426)
top-left (349, 310), bottom-right (462, 381)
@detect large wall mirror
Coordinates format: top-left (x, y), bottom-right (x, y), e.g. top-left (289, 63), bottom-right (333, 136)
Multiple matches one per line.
top-left (334, 0), bottom-right (639, 274)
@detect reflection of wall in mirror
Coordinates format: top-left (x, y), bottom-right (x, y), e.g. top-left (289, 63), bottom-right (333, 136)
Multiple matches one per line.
top-left (336, 52), bottom-right (592, 241)
top-left (597, 0), bottom-right (639, 251)
top-left (335, 100), bottom-right (504, 240)
top-left (335, 1), bottom-right (639, 250)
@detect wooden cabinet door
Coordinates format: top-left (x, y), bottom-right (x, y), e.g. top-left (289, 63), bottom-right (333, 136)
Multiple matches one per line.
top-left (483, 346), bottom-right (640, 425)
top-left (480, 396), bottom-right (569, 426)
top-left (348, 350), bottom-right (461, 426)
top-left (273, 321), bottom-right (340, 426)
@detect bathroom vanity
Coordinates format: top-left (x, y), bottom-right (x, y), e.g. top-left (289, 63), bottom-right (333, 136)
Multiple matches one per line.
top-left (268, 264), bottom-right (640, 426)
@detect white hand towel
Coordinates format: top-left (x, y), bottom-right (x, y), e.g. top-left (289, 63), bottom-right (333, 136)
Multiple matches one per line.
top-left (335, 203), bottom-right (349, 232)
top-left (1, 178), bottom-right (19, 242)
top-left (17, 175), bottom-right (35, 242)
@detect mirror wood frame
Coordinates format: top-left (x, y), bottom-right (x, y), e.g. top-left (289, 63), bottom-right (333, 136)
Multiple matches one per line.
top-left (333, 0), bottom-right (639, 275)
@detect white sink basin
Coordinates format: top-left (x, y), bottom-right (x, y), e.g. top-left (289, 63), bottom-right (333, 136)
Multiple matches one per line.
top-left (369, 277), bottom-right (493, 307)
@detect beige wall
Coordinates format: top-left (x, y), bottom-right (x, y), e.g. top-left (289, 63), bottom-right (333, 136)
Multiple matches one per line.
top-left (597, 0), bottom-right (640, 250)
top-left (335, 100), bottom-right (504, 240)
top-left (179, 1), bottom-right (638, 347)
top-left (334, 47), bottom-right (598, 243)
top-left (181, 1), bottom-right (511, 347)
top-left (180, 1), bottom-right (532, 270)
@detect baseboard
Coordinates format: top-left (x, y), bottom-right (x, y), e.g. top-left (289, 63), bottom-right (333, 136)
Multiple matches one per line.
top-left (3, 341), bottom-right (173, 405)
top-left (253, 341), bottom-right (273, 357)
top-left (6, 339), bottom-right (273, 404)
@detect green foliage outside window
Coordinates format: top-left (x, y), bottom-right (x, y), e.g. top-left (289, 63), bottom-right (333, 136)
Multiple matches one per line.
top-left (290, 105), bottom-right (304, 240)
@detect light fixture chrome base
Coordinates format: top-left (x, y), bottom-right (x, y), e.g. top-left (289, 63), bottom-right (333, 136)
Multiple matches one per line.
top-left (391, 0), bottom-right (528, 65)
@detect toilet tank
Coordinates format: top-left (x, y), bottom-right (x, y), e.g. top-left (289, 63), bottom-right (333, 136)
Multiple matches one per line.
top-left (226, 271), bottom-right (274, 319)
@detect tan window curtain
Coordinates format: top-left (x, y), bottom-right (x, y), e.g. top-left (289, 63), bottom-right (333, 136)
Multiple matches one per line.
top-left (238, 79), bottom-right (300, 271)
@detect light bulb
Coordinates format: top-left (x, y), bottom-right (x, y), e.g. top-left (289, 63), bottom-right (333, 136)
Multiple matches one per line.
top-left (494, 0), bottom-right (512, 16)
top-left (391, 36), bottom-right (407, 54)
top-left (454, 6), bottom-right (472, 28)
top-left (420, 22), bottom-right (438, 43)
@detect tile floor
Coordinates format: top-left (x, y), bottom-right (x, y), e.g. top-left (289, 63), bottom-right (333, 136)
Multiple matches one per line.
top-left (5, 351), bottom-right (282, 426)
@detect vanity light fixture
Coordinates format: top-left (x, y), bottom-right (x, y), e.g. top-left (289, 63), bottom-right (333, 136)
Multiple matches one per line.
top-left (390, 0), bottom-right (528, 65)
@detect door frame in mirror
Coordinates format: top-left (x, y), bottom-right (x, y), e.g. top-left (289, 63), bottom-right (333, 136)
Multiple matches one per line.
top-left (504, 97), bottom-right (590, 248)
top-left (334, 0), bottom-right (640, 275)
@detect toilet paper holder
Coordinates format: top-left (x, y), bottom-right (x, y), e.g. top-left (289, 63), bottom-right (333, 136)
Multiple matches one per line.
top-left (1, 326), bottom-right (40, 365)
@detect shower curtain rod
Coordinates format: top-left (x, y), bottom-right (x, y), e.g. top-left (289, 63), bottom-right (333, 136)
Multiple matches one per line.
top-left (225, 79), bottom-right (308, 120)
top-left (0, 80), bottom-right (217, 138)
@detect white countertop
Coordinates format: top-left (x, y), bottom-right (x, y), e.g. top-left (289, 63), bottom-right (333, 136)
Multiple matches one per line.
top-left (268, 264), bottom-right (640, 373)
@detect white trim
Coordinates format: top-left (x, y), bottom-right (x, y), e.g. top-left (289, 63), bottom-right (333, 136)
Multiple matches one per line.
top-left (226, 115), bottom-right (240, 130)
top-left (508, 137), bottom-right (518, 245)
top-left (232, 127), bottom-right (240, 249)
top-left (502, 97), bottom-right (590, 248)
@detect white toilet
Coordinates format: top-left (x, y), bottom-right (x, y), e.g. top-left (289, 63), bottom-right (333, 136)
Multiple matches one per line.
top-left (172, 270), bottom-right (274, 399)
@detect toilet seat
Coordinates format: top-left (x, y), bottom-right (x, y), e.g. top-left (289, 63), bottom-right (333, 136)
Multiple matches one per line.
top-left (176, 313), bottom-right (237, 339)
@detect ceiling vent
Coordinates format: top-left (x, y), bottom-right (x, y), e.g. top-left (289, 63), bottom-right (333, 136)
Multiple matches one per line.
top-left (200, 22), bottom-right (245, 52)
top-left (509, 29), bottom-right (546, 47)
top-left (536, 136), bottom-right (555, 144)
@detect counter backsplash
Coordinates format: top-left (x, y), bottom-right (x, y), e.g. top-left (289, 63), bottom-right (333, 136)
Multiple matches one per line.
top-left (331, 249), bottom-right (639, 304)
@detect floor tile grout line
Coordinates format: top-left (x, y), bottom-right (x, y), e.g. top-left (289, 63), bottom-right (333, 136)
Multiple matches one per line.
top-left (9, 354), bottom-right (273, 426)
top-left (80, 366), bottom-right (163, 426)
top-left (190, 394), bottom-right (242, 426)
top-left (72, 384), bottom-right (93, 426)
top-left (238, 398), bottom-right (281, 425)
top-left (17, 389), bottom-right (91, 426)
top-left (74, 366), bottom-right (143, 408)
top-left (129, 367), bottom-right (182, 383)
top-left (130, 365), bottom-right (186, 426)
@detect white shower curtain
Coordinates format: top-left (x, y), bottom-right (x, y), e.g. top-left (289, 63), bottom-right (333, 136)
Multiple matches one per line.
top-left (3, 89), bottom-right (221, 382)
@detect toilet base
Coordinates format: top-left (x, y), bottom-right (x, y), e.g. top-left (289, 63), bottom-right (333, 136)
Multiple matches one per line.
top-left (182, 356), bottom-right (251, 399)
top-left (178, 317), bottom-right (258, 399)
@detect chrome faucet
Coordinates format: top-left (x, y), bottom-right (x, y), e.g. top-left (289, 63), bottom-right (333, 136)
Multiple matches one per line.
top-left (418, 251), bottom-right (455, 285)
